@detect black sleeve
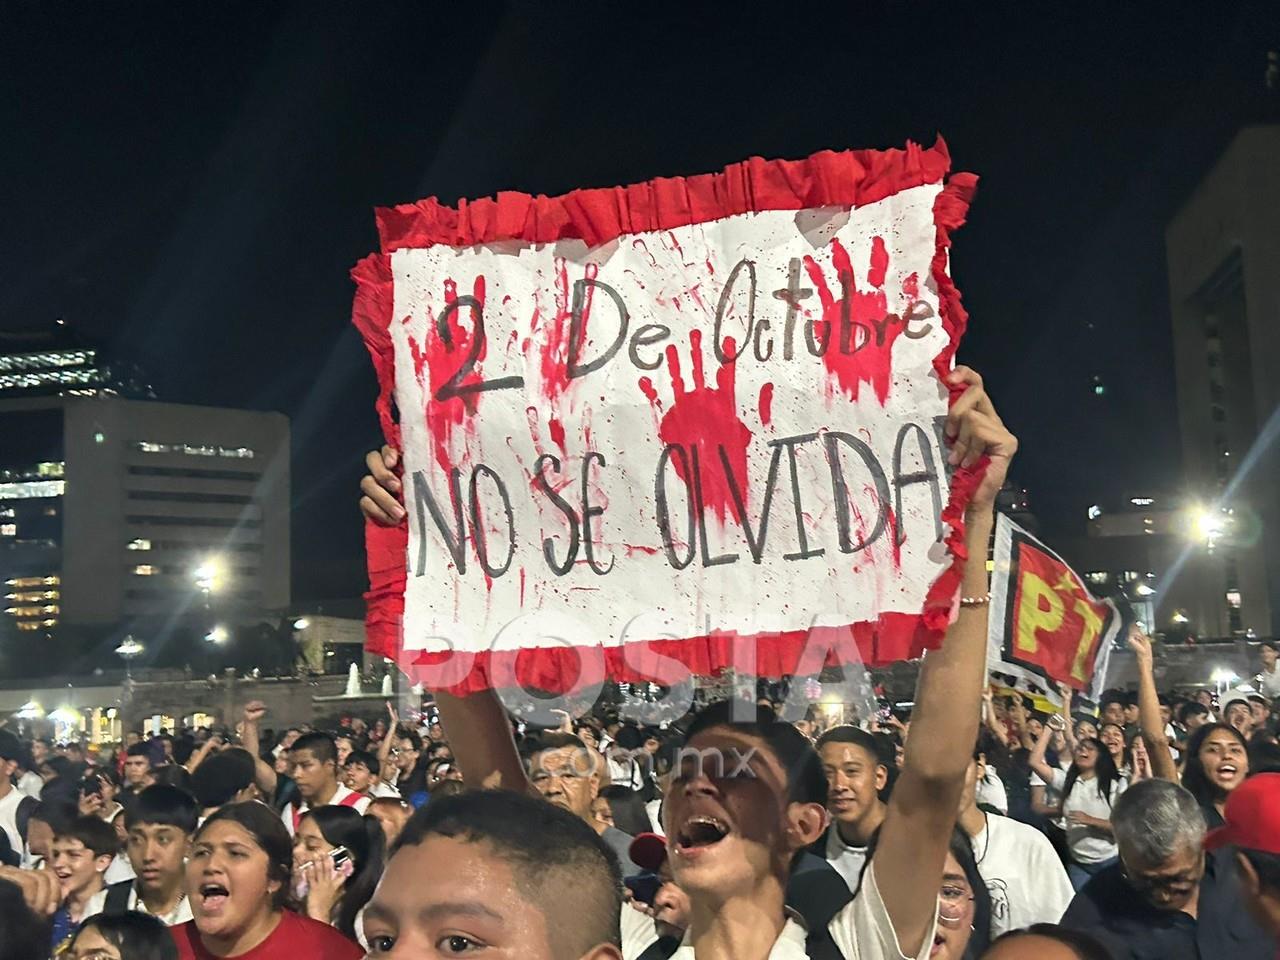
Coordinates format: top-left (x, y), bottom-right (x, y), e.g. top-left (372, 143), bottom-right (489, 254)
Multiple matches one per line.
top-left (1059, 886), bottom-right (1104, 929)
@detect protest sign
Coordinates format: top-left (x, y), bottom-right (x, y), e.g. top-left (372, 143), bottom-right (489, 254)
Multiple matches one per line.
top-left (987, 513), bottom-right (1124, 705)
top-left (353, 139), bottom-right (982, 693)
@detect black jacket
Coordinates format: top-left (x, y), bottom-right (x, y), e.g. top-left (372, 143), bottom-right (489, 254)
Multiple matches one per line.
top-left (1060, 847), bottom-right (1273, 960)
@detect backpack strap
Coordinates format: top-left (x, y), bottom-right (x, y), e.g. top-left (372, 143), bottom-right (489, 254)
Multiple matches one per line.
top-left (104, 880), bottom-right (134, 916)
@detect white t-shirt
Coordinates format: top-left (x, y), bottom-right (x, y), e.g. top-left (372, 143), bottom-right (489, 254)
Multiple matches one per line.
top-left (668, 862), bottom-right (937, 960)
top-left (972, 813), bottom-right (1074, 937)
top-left (974, 768), bottom-right (1008, 814)
top-left (1029, 758), bottom-right (1071, 829)
top-left (17, 771), bottom-right (43, 798)
top-left (0, 785), bottom-right (23, 854)
top-left (280, 783), bottom-right (371, 835)
top-left (369, 781), bottom-right (401, 799)
top-left (824, 822), bottom-right (870, 892)
top-left (1049, 769), bottom-right (1126, 864)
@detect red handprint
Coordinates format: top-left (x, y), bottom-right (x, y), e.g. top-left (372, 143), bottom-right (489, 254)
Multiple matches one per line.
top-left (638, 329), bottom-right (753, 524)
top-left (802, 237), bottom-right (926, 406)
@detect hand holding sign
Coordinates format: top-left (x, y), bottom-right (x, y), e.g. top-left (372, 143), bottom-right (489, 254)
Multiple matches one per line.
top-left (353, 140), bottom-right (983, 692)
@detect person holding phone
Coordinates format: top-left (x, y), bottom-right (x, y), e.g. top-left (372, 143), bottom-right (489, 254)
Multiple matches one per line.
top-left (292, 806), bottom-right (386, 945)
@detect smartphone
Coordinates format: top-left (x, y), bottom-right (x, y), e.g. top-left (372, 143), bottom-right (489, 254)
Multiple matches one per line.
top-left (329, 846), bottom-right (353, 875)
top-left (79, 776), bottom-right (102, 796)
top-left (624, 873), bottom-right (662, 906)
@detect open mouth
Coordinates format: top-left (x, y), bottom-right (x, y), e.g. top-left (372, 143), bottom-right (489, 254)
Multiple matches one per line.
top-left (1217, 763), bottom-right (1239, 779)
top-left (676, 816), bottom-right (730, 851)
top-left (199, 883), bottom-right (230, 912)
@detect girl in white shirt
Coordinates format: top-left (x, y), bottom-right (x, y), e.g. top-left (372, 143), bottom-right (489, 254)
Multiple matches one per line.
top-left (1030, 723), bottom-right (1125, 891)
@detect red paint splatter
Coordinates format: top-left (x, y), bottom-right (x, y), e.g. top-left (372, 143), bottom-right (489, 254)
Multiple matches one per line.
top-left (409, 276), bottom-right (487, 475)
top-left (538, 260), bottom-right (597, 448)
top-left (642, 329), bottom-right (753, 524)
top-left (802, 237), bottom-right (920, 406)
top-left (548, 418), bottom-right (566, 452)
top-left (867, 236), bottom-right (889, 288)
top-left (758, 382), bottom-right (774, 426)
top-left (883, 502), bottom-right (903, 569)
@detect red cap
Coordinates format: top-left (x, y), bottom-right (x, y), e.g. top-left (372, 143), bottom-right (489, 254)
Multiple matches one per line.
top-left (1204, 773), bottom-right (1280, 854)
top-left (629, 832), bottom-right (668, 872)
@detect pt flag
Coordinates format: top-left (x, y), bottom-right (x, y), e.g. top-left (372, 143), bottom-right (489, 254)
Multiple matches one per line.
top-left (353, 139), bottom-right (983, 694)
top-left (987, 513), bottom-right (1124, 704)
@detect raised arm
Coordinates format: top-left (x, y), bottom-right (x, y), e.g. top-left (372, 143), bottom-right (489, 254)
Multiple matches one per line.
top-left (982, 686), bottom-right (1011, 747)
top-left (184, 734), bottom-right (221, 774)
top-left (1057, 682), bottom-right (1078, 754)
top-left (376, 701), bottom-right (398, 774)
top-left (871, 368), bottom-right (1016, 958)
top-left (1128, 628), bottom-right (1177, 781)
top-left (1028, 720), bottom-right (1058, 784)
top-left (240, 700), bottom-right (278, 796)
top-left (434, 690), bottom-right (530, 792)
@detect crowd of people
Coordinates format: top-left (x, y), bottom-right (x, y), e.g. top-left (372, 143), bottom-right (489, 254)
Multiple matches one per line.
top-left (0, 370), bottom-right (1277, 959)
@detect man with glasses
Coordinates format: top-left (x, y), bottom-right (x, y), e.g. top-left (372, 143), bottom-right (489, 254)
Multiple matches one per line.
top-left (1060, 778), bottom-right (1273, 958)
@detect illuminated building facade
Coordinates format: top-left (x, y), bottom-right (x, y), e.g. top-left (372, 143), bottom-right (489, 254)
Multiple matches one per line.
top-left (0, 335), bottom-right (290, 668)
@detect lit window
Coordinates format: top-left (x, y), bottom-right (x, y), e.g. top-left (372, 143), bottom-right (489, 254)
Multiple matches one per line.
top-left (1130, 497), bottom-right (1155, 507)
top-left (1087, 505), bottom-right (1103, 520)
top-left (1227, 590), bottom-right (1242, 609)
top-left (133, 565), bottom-right (158, 576)
top-left (135, 441), bottom-right (254, 459)
top-left (127, 538), bottom-right (152, 551)
top-left (1086, 572), bottom-right (1109, 585)
top-left (0, 524), bottom-right (14, 537)
top-left (15, 622), bottom-right (38, 632)
top-left (0, 508), bottom-right (13, 518)
top-left (1123, 571), bottom-right (1140, 583)
top-left (4, 576), bottom-right (60, 588)
top-left (0, 480), bottom-right (65, 500)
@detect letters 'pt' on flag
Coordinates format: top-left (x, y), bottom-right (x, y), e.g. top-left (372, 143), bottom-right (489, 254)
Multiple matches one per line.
top-left (988, 513), bottom-right (1124, 705)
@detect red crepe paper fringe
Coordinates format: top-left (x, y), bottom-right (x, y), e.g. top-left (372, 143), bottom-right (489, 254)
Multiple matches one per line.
top-left (352, 138), bottom-right (982, 694)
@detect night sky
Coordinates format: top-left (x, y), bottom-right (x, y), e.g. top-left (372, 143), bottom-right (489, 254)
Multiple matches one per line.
top-left (4, 0), bottom-right (1277, 603)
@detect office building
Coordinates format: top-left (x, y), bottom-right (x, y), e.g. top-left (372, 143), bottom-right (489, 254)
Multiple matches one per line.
top-left (0, 332), bottom-right (290, 667)
top-left (1166, 125), bottom-right (1280, 638)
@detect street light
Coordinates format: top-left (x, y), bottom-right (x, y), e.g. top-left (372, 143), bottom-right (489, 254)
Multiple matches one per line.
top-left (193, 557), bottom-right (226, 594)
top-left (1171, 611), bottom-right (1189, 624)
top-left (292, 617), bottom-right (310, 630)
top-left (205, 625), bottom-right (229, 645)
top-left (115, 635), bottom-right (145, 681)
top-left (1134, 583), bottom-right (1156, 597)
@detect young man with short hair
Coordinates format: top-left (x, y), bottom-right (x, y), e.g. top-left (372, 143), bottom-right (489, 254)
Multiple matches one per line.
top-left (49, 814), bottom-right (119, 950)
top-left (1098, 692), bottom-right (1126, 728)
top-left (343, 749), bottom-right (399, 798)
top-left (814, 725), bottom-right (888, 891)
top-left (122, 742), bottom-right (155, 798)
top-left (362, 789), bottom-right (624, 959)
top-left (281, 732), bottom-right (369, 835)
top-left (104, 783), bottom-right (197, 924)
